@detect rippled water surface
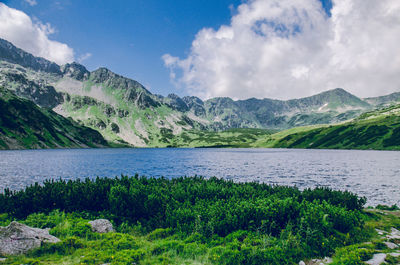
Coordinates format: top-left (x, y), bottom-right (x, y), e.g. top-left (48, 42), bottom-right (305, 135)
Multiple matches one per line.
top-left (0, 148), bottom-right (399, 206)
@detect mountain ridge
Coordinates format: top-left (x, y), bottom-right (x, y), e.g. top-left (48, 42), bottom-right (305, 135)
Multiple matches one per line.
top-left (1, 37), bottom-right (399, 148)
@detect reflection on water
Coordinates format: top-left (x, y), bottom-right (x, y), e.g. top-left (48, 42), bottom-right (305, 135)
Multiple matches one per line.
top-left (0, 148), bottom-right (399, 206)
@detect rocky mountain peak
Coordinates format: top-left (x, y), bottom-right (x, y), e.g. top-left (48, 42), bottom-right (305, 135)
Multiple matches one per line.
top-left (61, 62), bottom-right (90, 81)
top-left (0, 38), bottom-right (61, 74)
top-left (90, 67), bottom-right (150, 93)
top-left (164, 93), bottom-right (189, 112)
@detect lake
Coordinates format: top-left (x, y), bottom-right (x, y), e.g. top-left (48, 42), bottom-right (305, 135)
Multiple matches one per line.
top-left (0, 148), bottom-right (399, 206)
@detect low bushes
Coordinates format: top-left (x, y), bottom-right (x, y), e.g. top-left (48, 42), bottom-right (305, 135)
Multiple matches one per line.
top-left (0, 175), bottom-right (367, 262)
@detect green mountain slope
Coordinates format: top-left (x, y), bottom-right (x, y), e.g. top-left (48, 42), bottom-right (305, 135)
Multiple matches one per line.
top-left (364, 92), bottom-right (400, 107)
top-left (0, 87), bottom-right (108, 150)
top-left (268, 104), bottom-right (400, 150)
top-left (171, 128), bottom-right (276, 147)
top-left (1, 38), bottom-right (400, 149)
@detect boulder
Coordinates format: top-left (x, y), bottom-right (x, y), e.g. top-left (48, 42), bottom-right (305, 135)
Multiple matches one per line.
top-left (307, 257), bottom-right (333, 264)
top-left (88, 219), bottom-right (115, 233)
top-left (384, 241), bottom-right (399, 249)
top-left (365, 253), bottom-right (387, 265)
top-left (0, 221), bottom-right (60, 256)
top-left (387, 228), bottom-right (400, 240)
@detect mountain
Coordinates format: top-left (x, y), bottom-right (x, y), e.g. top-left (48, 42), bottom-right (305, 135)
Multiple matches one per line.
top-left (364, 92), bottom-right (400, 107)
top-left (0, 39), bottom-right (61, 74)
top-left (0, 38), bottom-right (399, 148)
top-left (267, 103), bottom-right (400, 150)
top-left (170, 103), bottom-right (400, 150)
top-left (194, 88), bottom-right (371, 130)
top-left (0, 87), bottom-right (108, 149)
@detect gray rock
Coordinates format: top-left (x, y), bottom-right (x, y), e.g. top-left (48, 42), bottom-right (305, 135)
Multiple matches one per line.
top-left (88, 219), bottom-right (115, 233)
top-left (365, 253), bottom-right (387, 265)
top-left (311, 257), bottom-right (333, 264)
top-left (375, 228), bottom-right (386, 235)
top-left (384, 241), bottom-right (399, 249)
top-left (299, 261), bottom-right (306, 265)
top-left (0, 221), bottom-right (60, 256)
top-left (387, 228), bottom-right (400, 240)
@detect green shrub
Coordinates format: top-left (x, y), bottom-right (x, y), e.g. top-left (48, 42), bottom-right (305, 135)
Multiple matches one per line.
top-left (151, 240), bottom-right (185, 255)
top-left (0, 176), bottom-right (368, 261)
top-left (24, 210), bottom-right (65, 229)
top-left (147, 228), bottom-right (173, 240)
top-left (376, 204), bottom-right (400, 211)
top-left (0, 213), bottom-right (11, 226)
top-left (331, 246), bottom-right (374, 265)
top-left (31, 236), bottom-right (84, 256)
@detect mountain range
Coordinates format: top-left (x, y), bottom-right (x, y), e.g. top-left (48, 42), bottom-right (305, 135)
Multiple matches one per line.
top-left (1, 38), bottom-right (399, 149)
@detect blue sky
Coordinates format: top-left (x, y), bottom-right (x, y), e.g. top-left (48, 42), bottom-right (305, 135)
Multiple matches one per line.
top-left (1, 0), bottom-right (332, 97)
top-left (1, 0), bottom-right (244, 95)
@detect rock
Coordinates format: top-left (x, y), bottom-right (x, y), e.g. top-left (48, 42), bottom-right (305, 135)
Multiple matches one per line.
top-left (0, 221), bottom-right (60, 256)
top-left (365, 253), bottom-right (387, 265)
top-left (0, 257), bottom-right (6, 262)
top-left (375, 228), bottom-right (386, 235)
top-left (388, 252), bottom-right (400, 257)
top-left (61, 62), bottom-right (90, 81)
top-left (110, 122), bottom-right (120, 133)
top-left (299, 261), bottom-right (306, 265)
top-left (387, 228), bottom-right (400, 240)
top-left (306, 257), bottom-right (333, 265)
top-left (384, 241), bottom-right (399, 249)
top-left (88, 219), bottom-right (114, 233)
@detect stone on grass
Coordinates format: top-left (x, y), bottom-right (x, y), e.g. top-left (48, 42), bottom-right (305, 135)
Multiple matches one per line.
top-left (88, 219), bottom-right (115, 233)
top-left (0, 221), bottom-right (60, 256)
top-left (384, 241), bottom-right (398, 249)
top-left (375, 228), bottom-right (386, 235)
top-left (365, 253), bottom-right (387, 265)
top-left (387, 228), bottom-right (400, 240)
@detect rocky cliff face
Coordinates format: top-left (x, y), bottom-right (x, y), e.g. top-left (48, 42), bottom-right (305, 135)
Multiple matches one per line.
top-left (1, 71), bottom-right (63, 108)
top-left (61, 62), bottom-right (90, 81)
top-left (0, 39), bottom-right (61, 74)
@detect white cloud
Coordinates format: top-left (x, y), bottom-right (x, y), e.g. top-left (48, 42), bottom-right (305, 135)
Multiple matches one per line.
top-left (164, 0), bottom-right (400, 100)
top-left (24, 0), bottom-right (38, 7)
top-left (0, 3), bottom-right (74, 65)
top-left (77, 52), bottom-right (92, 63)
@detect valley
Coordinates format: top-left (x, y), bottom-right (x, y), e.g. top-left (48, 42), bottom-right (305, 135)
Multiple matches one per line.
top-left (1, 38), bottom-right (400, 150)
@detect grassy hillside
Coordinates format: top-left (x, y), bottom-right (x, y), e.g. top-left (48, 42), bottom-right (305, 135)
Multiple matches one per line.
top-left (269, 104), bottom-right (400, 150)
top-left (171, 128), bottom-right (276, 147)
top-left (0, 87), bottom-right (109, 149)
top-left (169, 103), bottom-right (400, 150)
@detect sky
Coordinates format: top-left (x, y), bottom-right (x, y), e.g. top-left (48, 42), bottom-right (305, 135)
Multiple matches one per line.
top-left (0, 0), bottom-right (399, 100)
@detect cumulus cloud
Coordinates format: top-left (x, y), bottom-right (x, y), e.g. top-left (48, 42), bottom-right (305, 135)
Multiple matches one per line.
top-left (0, 3), bottom-right (74, 65)
top-left (163, 0), bottom-right (400, 100)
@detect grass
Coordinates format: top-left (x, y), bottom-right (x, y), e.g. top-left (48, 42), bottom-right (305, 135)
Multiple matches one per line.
top-left (0, 87), bottom-right (108, 150)
top-left (0, 207), bottom-right (399, 264)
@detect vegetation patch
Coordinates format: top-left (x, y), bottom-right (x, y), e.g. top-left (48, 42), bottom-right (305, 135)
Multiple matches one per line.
top-left (0, 176), bottom-right (388, 264)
